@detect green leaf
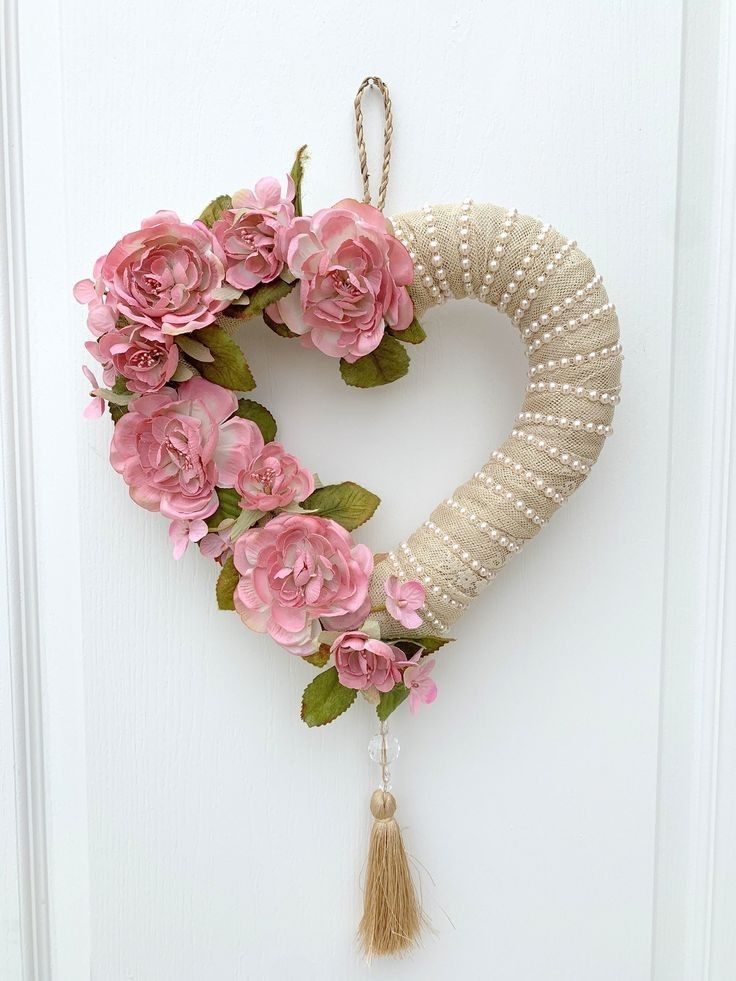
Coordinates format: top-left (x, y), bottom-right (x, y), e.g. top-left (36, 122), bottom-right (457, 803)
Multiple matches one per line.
top-left (392, 636), bottom-right (454, 655)
top-left (377, 685), bottom-right (410, 721)
top-left (195, 324), bottom-right (255, 391)
top-left (303, 646), bottom-right (331, 668)
top-left (109, 376), bottom-right (131, 422)
top-left (239, 278), bottom-right (295, 320)
top-left (235, 399), bottom-right (277, 443)
top-left (290, 144), bottom-right (308, 217)
top-left (198, 194), bottom-right (232, 228)
top-left (301, 481), bottom-right (380, 531)
top-left (301, 666), bottom-right (357, 727)
top-left (206, 487), bottom-right (241, 530)
top-left (215, 555), bottom-right (239, 611)
top-left (175, 334), bottom-right (214, 362)
top-left (339, 334), bottom-right (410, 388)
top-left (263, 308), bottom-right (298, 339)
top-left (387, 316), bottom-right (426, 345)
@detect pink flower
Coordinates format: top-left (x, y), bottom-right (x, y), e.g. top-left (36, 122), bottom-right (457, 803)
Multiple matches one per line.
top-left (384, 576), bottom-right (425, 629)
top-left (74, 265), bottom-right (118, 336)
top-left (109, 376), bottom-right (255, 520)
top-left (81, 365), bottom-right (105, 419)
top-left (168, 518), bottom-right (208, 560)
top-left (212, 177), bottom-right (295, 291)
top-left (233, 513), bottom-right (373, 655)
top-left (86, 212), bottom-right (235, 337)
top-left (88, 323), bottom-right (179, 394)
top-left (269, 198), bottom-right (414, 362)
top-left (332, 631), bottom-right (403, 693)
top-left (402, 656), bottom-right (437, 714)
top-left (199, 527), bottom-right (233, 564)
top-left (227, 443), bottom-right (314, 512)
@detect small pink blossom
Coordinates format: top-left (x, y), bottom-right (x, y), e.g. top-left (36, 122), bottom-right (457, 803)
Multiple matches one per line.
top-left (81, 365), bottom-right (105, 419)
top-left (88, 323), bottom-right (179, 394)
top-left (233, 513), bottom-right (373, 655)
top-left (384, 576), bottom-right (425, 629)
top-left (402, 656), bottom-right (437, 714)
top-left (199, 527), bottom-right (233, 564)
top-left (332, 631), bottom-right (403, 693)
top-left (269, 199), bottom-right (414, 362)
top-left (231, 443), bottom-right (314, 511)
top-left (168, 518), bottom-right (208, 560)
top-left (212, 176), bottom-right (295, 291)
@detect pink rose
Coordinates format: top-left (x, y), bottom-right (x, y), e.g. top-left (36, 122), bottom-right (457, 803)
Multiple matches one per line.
top-left (233, 513), bottom-right (373, 655)
top-left (88, 323), bottom-right (179, 394)
top-left (109, 376), bottom-right (257, 520)
top-left (332, 631), bottom-right (403, 693)
top-left (212, 177), bottom-right (295, 291)
top-left (91, 212), bottom-right (235, 336)
top-left (384, 576), bottom-right (425, 630)
top-left (270, 199), bottom-right (414, 362)
top-left (227, 442), bottom-right (314, 512)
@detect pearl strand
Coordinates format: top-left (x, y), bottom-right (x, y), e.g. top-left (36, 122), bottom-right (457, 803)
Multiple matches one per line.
top-left (386, 550), bottom-right (449, 633)
top-left (517, 411), bottom-right (613, 438)
top-left (422, 520), bottom-right (496, 580)
top-left (423, 205), bottom-right (452, 303)
top-left (458, 199), bottom-right (474, 296)
top-left (473, 473), bottom-right (548, 526)
top-left (480, 208), bottom-right (517, 303)
top-left (391, 219), bottom-right (443, 305)
top-left (520, 274), bottom-right (603, 333)
top-left (527, 379), bottom-right (621, 405)
top-left (510, 428), bottom-right (592, 474)
top-left (528, 342), bottom-right (623, 378)
top-left (488, 451), bottom-right (567, 504)
top-left (497, 223), bottom-right (554, 314)
top-left (527, 303), bottom-right (616, 355)
top-left (442, 498), bottom-right (523, 553)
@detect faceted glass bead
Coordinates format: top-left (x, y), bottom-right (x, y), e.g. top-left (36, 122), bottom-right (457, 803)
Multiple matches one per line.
top-left (368, 734), bottom-right (400, 765)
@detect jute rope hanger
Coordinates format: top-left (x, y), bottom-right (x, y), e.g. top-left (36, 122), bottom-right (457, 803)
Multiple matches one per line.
top-left (354, 76), bottom-right (394, 212)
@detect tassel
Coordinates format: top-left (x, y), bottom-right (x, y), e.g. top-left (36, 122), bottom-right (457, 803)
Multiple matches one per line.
top-left (358, 788), bottom-right (422, 958)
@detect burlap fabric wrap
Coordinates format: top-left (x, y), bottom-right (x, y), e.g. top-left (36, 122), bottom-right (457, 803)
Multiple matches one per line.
top-left (369, 201), bottom-right (622, 636)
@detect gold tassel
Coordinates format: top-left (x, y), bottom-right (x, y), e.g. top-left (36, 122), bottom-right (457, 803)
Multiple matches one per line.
top-left (358, 789), bottom-right (422, 959)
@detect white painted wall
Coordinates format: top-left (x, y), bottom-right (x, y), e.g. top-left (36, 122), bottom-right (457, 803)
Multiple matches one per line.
top-left (2, 0), bottom-right (735, 978)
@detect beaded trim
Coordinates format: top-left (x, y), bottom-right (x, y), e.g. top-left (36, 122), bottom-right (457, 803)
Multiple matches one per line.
top-left (527, 302), bottom-right (616, 355)
top-left (519, 274), bottom-right (603, 332)
top-left (472, 472), bottom-right (548, 526)
top-left (509, 428), bottom-right (592, 474)
top-left (517, 411), bottom-right (613, 438)
top-left (422, 520), bottom-right (497, 580)
top-left (442, 498), bottom-right (523, 553)
top-left (498, 225), bottom-right (567, 315)
top-left (527, 379), bottom-right (621, 405)
top-left (481, 208), bottom-right (518, 304)
top-left (488, 451), bottom-right (567, 503)
top-left (528, 342), bottom-right (623, 377)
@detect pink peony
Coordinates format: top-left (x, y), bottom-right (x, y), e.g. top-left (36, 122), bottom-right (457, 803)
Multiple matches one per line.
top-left (81, 212), bottom-right (236, 337)
top-left (229, 443), bottom-right (314, 512)
top-left (332, 631), bottom-right (403, 693)
top-left (269, 198), bottom-right (414, 362)
top-left (402, 656), bottom-right (437, 714)
top-left (88, 323), bottom-right (179, 394)
top-left (384, 576), bottom-right (425, 629)
top-left (212, 176), bottom-right (295, 291)
top-left (233, 513), bottom-right (373, 655)
top-left (109, 376), bottom-right (256, 520)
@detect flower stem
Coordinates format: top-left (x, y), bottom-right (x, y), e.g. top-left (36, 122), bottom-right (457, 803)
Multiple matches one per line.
top-left (370, 604), bottom-right (387, 614)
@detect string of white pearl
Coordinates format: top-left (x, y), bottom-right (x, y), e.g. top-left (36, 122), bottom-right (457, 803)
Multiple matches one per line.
top-left (473, 473), bottom-right (548, 526)
top-left (510, 428), bottom-right (592, 474)
top-left (391, 217), bottom-right (446, 305)
top-left (520, 274), bottom-right (603, 334)
top-left (527, 303), bottom-right (616, 355)
top-left (528, 342), bottom-right (623, 378)
top-left (386, 550), bottom-right (449, 633)
top-left (481, 208), bottom-right (517, 303)
top-left (422, 520), bottom-right (496, 580)
top-left (497, 223), bottom-right (553, 315)
top-left (488, 451), bottom-right (567, 503)
top-left (457, 199), bottom-right (475, 296)
top-left (527, 379), bottom-right (621, 405)
top-left (397, 541), bottom-right (468, 612)
top-left (442, 498), bottom-right (523, 553)
top-left (517, 411), bottom-right (613, 438)
top-left (423, 205), bottom-right (452, 303)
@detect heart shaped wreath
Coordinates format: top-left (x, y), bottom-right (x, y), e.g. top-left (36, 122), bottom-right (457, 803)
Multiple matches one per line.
top-left (77, 78), bottom-right (621, 957)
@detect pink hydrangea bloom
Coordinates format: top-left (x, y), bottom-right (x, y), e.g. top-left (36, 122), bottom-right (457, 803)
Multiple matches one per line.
top-left (109, 376), bottom-right (257, 520)
top-left (402, 656), bottom-right (437, 714)
top-left (332, 631), bottom-right (403, 693)
top-left (269, 199), bottom-right (414, 362)
top-left (212, 176), bottom-right (295, 291)
top-left (81, 365), bottom-right (105, 419)
top-left (232, 513), bottom-right (373, 656)
top-left (76, 212), bottom-right (236, 338)
top-left (384, 576), bottom-right (425, 629)
top-left (88, 323), bottom-right (179, 394)
top-left (169, 518), bottom-right (208, 560)
top-left (199, 527), bottom-right (233, 564)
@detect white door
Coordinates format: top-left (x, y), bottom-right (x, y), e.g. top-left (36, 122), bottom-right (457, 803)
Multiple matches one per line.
top-left (2, 1), bottom-right (735, 978)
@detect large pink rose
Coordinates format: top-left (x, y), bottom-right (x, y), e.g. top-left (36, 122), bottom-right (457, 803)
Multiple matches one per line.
top-left (332, 631), bottom-right (402, 693)
top-left (88, 323), bottom-right (179, 394)
top-left (269, 199), bottom-right (414, 362)
top-left (233, 513), bottom-right (373, 655)
top-left (109, 377), bottom-right (258, 520)
top-left (94, 212), bottom-right (235, 336)
top-left (212, 177), bottom-right (295, 291)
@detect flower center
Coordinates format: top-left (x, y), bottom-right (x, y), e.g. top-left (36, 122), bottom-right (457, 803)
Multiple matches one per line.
top-left (250, 466), bottom-right (277, 494)
top-left (129, 349), bottom-right (163, 369)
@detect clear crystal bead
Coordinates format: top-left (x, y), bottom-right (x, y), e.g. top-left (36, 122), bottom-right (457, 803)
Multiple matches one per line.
top-left (368, 733), bottom-right (400, 765)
